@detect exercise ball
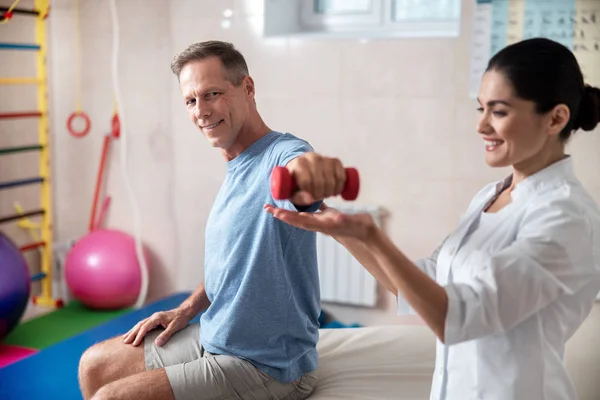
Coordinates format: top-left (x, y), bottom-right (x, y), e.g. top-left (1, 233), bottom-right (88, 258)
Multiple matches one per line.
top-left (65, 229), bottom-right (145, 310)
top-left (0, 232), bottom-right (30, 341)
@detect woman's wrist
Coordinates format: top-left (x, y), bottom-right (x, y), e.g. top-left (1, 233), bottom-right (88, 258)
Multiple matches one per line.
top-left (364, 222), bottom-right (384, 249)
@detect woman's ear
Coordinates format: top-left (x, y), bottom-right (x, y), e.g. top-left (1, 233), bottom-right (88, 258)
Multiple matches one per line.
top-left (547, 104), bottom-right (570, 137)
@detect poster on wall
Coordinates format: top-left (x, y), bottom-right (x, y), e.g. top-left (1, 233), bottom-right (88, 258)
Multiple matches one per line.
top-left (469, 0), bottom-right (600, 98)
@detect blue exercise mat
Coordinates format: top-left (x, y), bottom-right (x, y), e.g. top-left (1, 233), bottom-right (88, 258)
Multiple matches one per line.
top-left (0, 292), bottom-right (197, 400)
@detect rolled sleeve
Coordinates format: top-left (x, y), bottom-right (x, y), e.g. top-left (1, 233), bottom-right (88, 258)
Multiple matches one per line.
top-left (397, 240), bottom-right (445, 315)
top-left (444, 201), bottom-right (597, 345)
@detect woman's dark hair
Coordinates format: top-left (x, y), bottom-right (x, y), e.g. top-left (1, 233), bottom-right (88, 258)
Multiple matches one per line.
top-left (486, 37), bottom-right (600, 142)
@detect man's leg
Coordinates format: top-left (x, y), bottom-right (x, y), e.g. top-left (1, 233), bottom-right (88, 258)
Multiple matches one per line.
top-left (78, 323), bottom-right (202, 399)
top-left (80, 323), bottom-right (317, 400)
top-left (86, 351), bottom-right (317, 400)
top-left (90, 368), bottom-right (175, 400)
top-left (160, 351), bottom-right (317, 400)
top-left (78, 335), bottom-right (145, 399)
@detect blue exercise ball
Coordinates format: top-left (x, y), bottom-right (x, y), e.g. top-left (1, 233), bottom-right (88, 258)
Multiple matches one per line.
top-left (0, 231), bottom-right (30, 341)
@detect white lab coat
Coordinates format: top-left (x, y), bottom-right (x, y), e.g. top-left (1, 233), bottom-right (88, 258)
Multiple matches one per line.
top-left (398, 156), bottom-right (600, 400)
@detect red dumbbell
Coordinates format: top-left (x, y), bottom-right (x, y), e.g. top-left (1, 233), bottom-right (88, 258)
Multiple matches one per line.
top-left (270, 166), bottom-right (360, 201)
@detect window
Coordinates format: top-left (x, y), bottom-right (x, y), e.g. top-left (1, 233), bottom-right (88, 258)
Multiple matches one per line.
top-left (392, 0), bottom-right (461, 22)
top-left (301, 0), bottom-right (383, 29)
top-left (315, 0), bottom-right (374, 14)
top-left (297, 0), bottom-right (461, 38)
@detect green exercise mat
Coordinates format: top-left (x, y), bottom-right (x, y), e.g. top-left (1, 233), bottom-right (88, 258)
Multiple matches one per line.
top-left (3, 301), bottom-right (131, 350)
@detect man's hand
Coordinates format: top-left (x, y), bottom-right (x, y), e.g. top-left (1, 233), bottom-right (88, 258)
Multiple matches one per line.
top-left (285, 152), bottom-right (347, 205)
top-left (122, 307), bottom-right (194, 347)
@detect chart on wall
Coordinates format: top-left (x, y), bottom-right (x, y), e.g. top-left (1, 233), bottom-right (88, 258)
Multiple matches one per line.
top-left (469, 0), bottom-right (600, 98)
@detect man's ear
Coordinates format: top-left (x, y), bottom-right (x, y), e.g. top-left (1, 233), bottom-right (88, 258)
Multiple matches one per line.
top-left (243, 75), bottom-right (255, 98)
top-left (547, 104), bottom-right (570, 137)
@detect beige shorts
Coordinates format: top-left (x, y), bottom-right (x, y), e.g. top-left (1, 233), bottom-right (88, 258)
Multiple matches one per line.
top-left (144, 323), bottom-right (317, 400)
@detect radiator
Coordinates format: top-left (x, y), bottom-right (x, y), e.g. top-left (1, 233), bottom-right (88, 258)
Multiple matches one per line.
top-left (317, 204), bottom-right (381, 307)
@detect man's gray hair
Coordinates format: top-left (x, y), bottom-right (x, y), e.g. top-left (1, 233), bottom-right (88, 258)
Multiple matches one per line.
top-left (171, 40), bottom-right (249, 86)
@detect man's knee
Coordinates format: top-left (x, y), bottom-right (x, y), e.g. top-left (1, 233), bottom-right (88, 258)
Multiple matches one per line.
top-left (79, 341), bottom-right (109, 381)
top-left (79, 336), bottom-right (145, 383)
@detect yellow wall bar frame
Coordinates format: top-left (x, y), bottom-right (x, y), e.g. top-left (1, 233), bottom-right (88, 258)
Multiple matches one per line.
top-left (33, 0), bottom-right (60, 308)
top-left (0, 77), bottom-right (42, 85)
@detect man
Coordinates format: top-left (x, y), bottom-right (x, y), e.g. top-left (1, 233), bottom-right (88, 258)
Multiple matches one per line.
top-left (77, 40), bottom-right (348, 400)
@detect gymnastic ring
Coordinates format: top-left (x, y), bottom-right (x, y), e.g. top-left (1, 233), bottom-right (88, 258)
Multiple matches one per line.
top-left (67, 111), bottom-right (91, 138)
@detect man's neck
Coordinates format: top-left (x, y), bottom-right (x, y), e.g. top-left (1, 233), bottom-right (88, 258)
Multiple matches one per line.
top-left (221, 115), bottom-right (271, 161)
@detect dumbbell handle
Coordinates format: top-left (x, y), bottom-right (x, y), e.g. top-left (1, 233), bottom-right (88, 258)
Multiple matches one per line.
top-left (270, 166), bottom-right (360, 201)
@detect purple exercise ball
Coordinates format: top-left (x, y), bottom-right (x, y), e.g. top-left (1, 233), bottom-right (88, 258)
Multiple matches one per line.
top-left (0, 232), bottom-right (31, 341)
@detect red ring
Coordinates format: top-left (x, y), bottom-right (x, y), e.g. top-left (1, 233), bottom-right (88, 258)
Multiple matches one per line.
top-left (67, 111), bottom-right (91, 138)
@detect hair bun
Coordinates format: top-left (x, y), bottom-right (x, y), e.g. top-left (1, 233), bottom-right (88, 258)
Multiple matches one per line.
top-left (575, 85), bottom-right (600, 131)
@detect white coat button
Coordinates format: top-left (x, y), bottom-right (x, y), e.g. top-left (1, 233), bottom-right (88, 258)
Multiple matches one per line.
top-left (449, 247), bottom-right (456, 255)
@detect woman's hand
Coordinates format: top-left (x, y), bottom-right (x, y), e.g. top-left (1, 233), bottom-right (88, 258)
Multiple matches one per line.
top-left (264, 202), bottom-right (376, 241)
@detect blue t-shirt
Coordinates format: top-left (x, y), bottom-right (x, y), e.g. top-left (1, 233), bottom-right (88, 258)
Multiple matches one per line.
top-left (200, 131), bottom-right (321, 383)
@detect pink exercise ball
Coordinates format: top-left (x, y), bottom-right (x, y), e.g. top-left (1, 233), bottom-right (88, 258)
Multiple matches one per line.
top-left (65, 229), bottom-right (145, 310)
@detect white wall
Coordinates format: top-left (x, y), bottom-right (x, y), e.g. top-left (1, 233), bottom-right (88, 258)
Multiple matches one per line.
top-left (47, 0), bottom-right (178, 299)
top-left (42, 0), bottom-right (600, 323)
top-left (3, 0), bottom-right (599, 397)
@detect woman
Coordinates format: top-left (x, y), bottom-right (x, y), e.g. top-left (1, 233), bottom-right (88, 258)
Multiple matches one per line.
top-left (264, 38), bottom-right (600, 399)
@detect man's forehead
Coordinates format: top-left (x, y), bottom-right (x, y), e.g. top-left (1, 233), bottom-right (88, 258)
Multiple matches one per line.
top-left (182, 63), bottom-right (224, 79)
top-left (180, 63), bottom-right (229, 91)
